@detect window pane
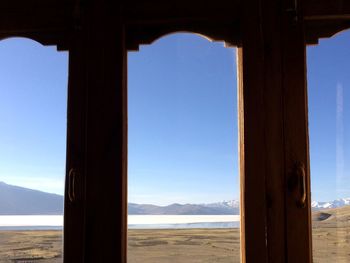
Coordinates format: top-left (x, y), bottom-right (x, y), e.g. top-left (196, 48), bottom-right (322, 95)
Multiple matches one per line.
top-left (128, 33), bottom-right (240, 262)
top-left (307, 30), bottom-right (350, 262)
top-left (0, 38), bottom-right (67, 262)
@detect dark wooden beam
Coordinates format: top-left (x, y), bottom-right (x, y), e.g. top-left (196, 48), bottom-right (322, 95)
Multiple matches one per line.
top-left (304, 0), bottom-right (350, 44)
top-left (0, 0), bottom-right (73, 49)
top-left (122, 0), bottom-right (240, 23)
top-left (304, 0), bottom-right (350, 20)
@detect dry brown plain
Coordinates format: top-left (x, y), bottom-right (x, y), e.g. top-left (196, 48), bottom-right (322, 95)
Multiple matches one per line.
top-left (128, 228), bottom-right (240, 263)
top-left (0, 230), bottom-right (62, 263)
top-left (312, 206), bottom-right (350, 263)
top-left (1, 206), bottom-right (350, 262)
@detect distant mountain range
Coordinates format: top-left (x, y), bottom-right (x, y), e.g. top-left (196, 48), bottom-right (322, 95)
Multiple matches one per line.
top-left (0, 181), bottom-right (240, 215)
top-left (0, 181), bottom-right (63, 215)
top-left (128, 200), bottom-right (240, 215)
top-left (1, 181), bottom-right (350, 215)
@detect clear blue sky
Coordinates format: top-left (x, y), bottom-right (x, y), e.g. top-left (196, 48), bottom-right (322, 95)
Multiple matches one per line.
top-left (0, 32), bottom-right (349, 204)
top-left (128, 34), bottom-right (238, 205)
top-left (0, 38), bottom-right (68, 195)
top-left (307, 31), bottom-right (350, 202)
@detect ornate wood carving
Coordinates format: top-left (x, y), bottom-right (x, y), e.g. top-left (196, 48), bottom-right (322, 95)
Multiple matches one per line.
top-left (122, 0), bottom-right (241, 50)
top-left (305, 20), bottom-right (350, 45)
top-left (0, 0), bottom-right (74, 50)
top-left (125, 22), bottom-right (241, 51)
top-left (304, 0), bottom-right (350, 44)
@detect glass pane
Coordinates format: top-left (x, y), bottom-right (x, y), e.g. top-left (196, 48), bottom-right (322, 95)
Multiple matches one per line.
top-left (0, 38), bottom-right (68, 262)
top-left (127, 33), bottom-right (240, 262)
top-left (307, 30), bottom-right (350, 262)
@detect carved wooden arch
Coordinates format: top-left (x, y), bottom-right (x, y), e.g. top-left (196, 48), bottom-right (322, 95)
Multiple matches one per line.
top-left (304, 0), bottom-right (350, 45)
top-left (126, 21), bottom-right (350, 50)
top-left (305, 20), bottom-right (350, 45)
top-left (0, 0), bottom-right (77, 51)
top-left (0, 33), bottom-right (69, 51)
top-left (121, 0), bottom-right (242, 51)
top-left (125, 22), bottom-right (241, 51)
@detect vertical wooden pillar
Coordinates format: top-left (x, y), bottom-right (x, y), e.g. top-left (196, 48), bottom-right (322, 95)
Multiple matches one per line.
top-left (238, 0), bottom-right (268, 261)
top-left (64, 26), bottom-right (87, 262)
top-left (260, 1), bottom-right (287, 263)
top-left (82, 1), bottom-right (127, 261)
top-left (240, 0), bottom-right (311, 262)
top-left (282, 0), bottom-right (313, 262)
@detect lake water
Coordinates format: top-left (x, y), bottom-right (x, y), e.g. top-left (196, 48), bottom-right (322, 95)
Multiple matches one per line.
top-left (128, 215), bottom-right (240, 229)
top-left (0, 215), bottom-right (240, 230)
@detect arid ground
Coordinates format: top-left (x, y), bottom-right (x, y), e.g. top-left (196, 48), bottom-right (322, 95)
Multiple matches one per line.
top-left (0, 230), bottom-right (62, 263)
top-left (1, 206), bottom-right (350, 262)
top-left (128, 228), bottom-right (240, 263)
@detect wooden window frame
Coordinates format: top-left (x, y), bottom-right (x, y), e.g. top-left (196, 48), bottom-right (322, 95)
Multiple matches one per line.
top-left (1, 0), bottom-right (350, 262)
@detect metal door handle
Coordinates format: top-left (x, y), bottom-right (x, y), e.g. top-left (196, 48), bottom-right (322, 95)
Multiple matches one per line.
top-left (288, 162), bottom-right (306, 208)
top-left (296, 163), bottom-right (306, 208)
top-left (68, 168), bottom-right (77, 203)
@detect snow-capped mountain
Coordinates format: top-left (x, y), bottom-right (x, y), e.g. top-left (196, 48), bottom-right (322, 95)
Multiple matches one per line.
top-left (202, 200), bottom-right (240, 209)
top-left (311, 198), bottom-right (350, 210)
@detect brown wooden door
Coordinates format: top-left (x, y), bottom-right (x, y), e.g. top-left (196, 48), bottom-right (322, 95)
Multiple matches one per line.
top-left (238, 0), bottom-right (313, 262)
top-left (63, 30), bottom-right (87, 263)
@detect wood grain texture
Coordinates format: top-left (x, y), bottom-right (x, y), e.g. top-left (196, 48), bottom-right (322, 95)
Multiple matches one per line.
top-left (82, 1), bottom-right (127, 262)
top-left (260, 1), bottom-right (287, 262)
top-left (64, 26), bottom-right (87, 263)
top-left (281, 0), bottom-right (313, 262)
top-left (238, 0), bottom-right (268, 261)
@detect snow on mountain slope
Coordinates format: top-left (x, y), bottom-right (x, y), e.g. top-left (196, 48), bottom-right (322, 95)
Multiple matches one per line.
top-left (311, 198), bottom-right (350, 210)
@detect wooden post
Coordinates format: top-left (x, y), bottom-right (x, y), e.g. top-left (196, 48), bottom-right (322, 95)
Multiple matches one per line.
top-left (64, 25), bottom-right (87, 263)
top-left (82, 1), bottom-right (127, 261)
top-left (238, 0), bottom-right (268, 261)
top-left (282, 0), bottom-right (313, 262)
